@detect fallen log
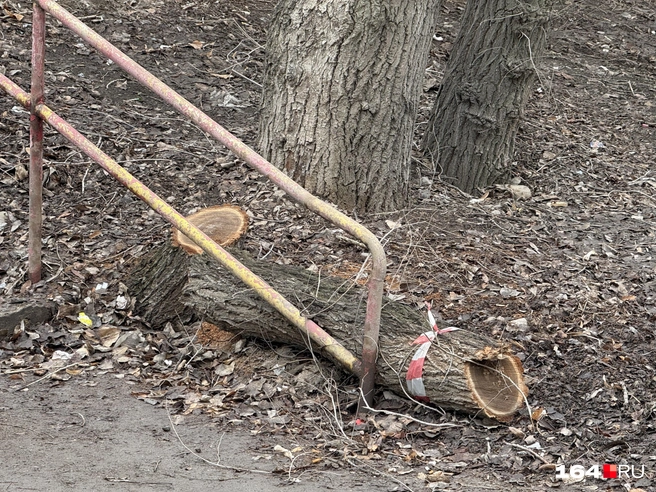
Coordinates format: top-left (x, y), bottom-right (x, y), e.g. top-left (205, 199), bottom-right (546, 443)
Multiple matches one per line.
top-left (128, 207), bottom-right (527, 420)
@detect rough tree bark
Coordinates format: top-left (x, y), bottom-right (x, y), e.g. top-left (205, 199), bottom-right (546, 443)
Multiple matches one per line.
top-left (422, 0), bottom-right (552, 193)
top-left (129, 240), bottom-right (527, 420)
top-left (258, 0), bottom-right (440, 214)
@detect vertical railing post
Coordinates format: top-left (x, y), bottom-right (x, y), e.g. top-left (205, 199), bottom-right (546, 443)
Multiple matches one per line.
top-left (28, 2), bottom-right (46, 284)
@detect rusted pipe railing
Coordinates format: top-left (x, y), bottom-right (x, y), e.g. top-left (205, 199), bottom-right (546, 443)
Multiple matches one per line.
top-left (36, 0), bottom-right (387, 404)
top-left (0, 72), bottom-right (362, 377)
top-left (4, 0), bottom-right (387, 405)
top-left (27, 3), bottom-right (46, 284)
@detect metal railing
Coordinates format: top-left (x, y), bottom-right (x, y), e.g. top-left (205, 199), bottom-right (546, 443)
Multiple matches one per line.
top-left (0, 0), bottom-right (387, 405)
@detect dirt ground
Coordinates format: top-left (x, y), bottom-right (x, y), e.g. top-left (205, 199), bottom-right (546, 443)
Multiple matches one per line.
top-left (1, 375), bottom-right (398, 491)
top-left (1, 0), bottom-right (655, 491)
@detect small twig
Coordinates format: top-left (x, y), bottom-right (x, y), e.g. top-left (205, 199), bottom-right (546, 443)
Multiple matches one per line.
top-left (335, 234), bottom-right (366, 249)
top-left (357, 389), bottom-right (460, 429)
top-left (231, 69), bottom-right (262, 88)
top-left (231, 18), bottom-right (265, 50)
top-left (346, 457), bottom-right (416, 492)
top-left (104, 477), bottom-right (173, 485)
top-left (73, 412), bottom-right (86, 428)
top-left (300, 334), bottom-right (350, 441)
top-left (45, 266), bottom-right (64, 284)
top-left (13, 363), bottom-right (80, 391)
top-left (260, 241), bottom-right (275, 260)
top-left (215, 432), bottom-right (225, 465)
top-left (287, 452), bottom-right (312, 481)
top-left (314, 268), bottom-right (321, 298)
top-left (3, 367), bottom-right (44, 374)
top-left (520, 31), bottom-right (545, 90)
top-left (81, 165), bottom-right (90, 194)
top-left (508, 442), bottom-right (551, 464)
top-left (164, 400), bottom-right (270, 474)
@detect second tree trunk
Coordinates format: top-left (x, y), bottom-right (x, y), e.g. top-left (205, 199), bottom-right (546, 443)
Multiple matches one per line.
top-left (423, 0), bottom-right (551, 193)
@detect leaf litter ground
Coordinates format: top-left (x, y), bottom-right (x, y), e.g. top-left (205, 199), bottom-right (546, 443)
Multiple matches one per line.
top-left (1, 0), bottom-right (655, 490)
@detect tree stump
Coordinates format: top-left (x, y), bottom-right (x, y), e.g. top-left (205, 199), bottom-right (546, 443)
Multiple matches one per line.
top-left (128, 207), bottom-right (527, 420)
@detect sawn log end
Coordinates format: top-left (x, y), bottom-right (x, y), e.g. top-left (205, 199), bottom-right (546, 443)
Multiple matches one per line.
top-left (171, 204), bottom-right (249, 255)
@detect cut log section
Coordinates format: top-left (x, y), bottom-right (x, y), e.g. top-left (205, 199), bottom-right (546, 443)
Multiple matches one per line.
top-left (129, 208), bottom-right (527, 420)
top-left (171, 204), bottom-right (249, 254)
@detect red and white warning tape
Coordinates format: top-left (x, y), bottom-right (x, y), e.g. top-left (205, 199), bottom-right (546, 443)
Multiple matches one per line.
top-left (405, 302), bottom-right (459, 402)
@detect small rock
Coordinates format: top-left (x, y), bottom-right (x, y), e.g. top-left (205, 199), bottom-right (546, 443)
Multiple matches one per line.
top-left (14, 163), bottom-right (28, 181)
top-left (589, 140), bottom-right (605, 151)
top-left (268, 415), bottom-right (292, 425)
top-left (214, 361), bottom-right (235, 376)
top-left (115, 295), bottom-right (128, 310)
top-left (114, 330), bottom-right (143, 348)
top-left (495, 184), bottom-right (532, 200)
top-left (95, 282), bottom-right (109, 294)
top-left (0, 301), bottom-right (55, 340)
top-left (509, 318), bottom-right (529, 331)
top-left (274, 445), bottom-right (294, 459)
top-left (427, 483), bottom-right (449, 490)
top-left (508, 184), bottom-right (532, 200)
top-left (425, 470), bottom-right (451, 483)
top-left (500, 287), bottom-right (520, 298)
top-left (508, 426), bottom-right (525, 438)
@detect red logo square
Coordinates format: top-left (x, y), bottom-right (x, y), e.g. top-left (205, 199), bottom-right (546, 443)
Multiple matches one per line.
top-left (603, 464), bottom-right (617, 479)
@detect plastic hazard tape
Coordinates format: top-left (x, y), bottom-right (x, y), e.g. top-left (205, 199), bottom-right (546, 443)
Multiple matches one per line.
top-left (405, 302), bottom-right (459, 402)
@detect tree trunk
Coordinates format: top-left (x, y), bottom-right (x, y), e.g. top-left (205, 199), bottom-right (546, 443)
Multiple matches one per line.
top-left (422, 0), bottom-right (552, 193)
top-left (258, 0), bottom-right (440, 214)
top-left (128, 243), bottom-right (527, 420)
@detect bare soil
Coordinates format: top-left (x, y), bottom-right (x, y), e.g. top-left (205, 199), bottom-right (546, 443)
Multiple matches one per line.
top-left (1, 375), bottom-right (396, 491)
top-left (1, 0), bottom-right (655, 491)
